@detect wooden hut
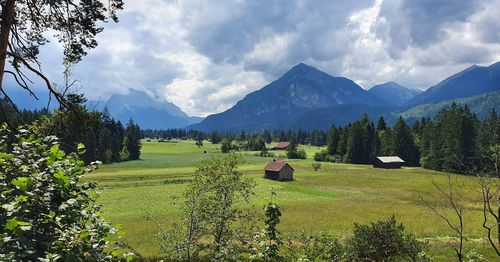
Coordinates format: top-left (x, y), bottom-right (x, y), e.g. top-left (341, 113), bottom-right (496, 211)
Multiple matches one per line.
top-left (264, 159), bottom-right (294, 181)
top-left (274, 142), bottom-right (290, 150)
top-left (373, 156), bottom-right (405, 169)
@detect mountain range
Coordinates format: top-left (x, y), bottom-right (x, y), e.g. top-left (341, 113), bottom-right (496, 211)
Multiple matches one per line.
top-left (8, 61), bottom-right (500, 131)
top-left (191, 62), bottom-right (500, 131)
top-left (368, 82), bottom-right (421, 107)
top-left (91, 89), bottom-right (202, 129)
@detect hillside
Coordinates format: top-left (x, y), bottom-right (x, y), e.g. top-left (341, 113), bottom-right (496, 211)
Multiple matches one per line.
top-left (368, 82), bottom-right (421, 106)
top-left (409, 62), bottom-right (500, 105)
top-left (385, 90), bottom-right (500, 125)
top-left (191, 63), bottom-right (383, 131)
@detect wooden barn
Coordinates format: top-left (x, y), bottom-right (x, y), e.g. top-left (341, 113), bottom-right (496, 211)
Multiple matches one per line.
top-left (274, 142), bottom-right (290, 150)
top-left (264, 159), bottom-right (294, 181)
top-left (373, 156), bottom-right (405, 169)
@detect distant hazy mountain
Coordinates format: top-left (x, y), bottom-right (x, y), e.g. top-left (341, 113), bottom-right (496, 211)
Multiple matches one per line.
top-left (191, 63), bottom-right (384, 131)
top-left (96, 89), bottom-right (202, 129)
top-left (409, 62), bottom-right (500, 106)
top-left (368, 82), bottom-right (421, 107)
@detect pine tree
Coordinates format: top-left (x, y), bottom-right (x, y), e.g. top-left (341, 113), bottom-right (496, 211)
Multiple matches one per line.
top-left (327, 126), bottom-right (340, 155)
top-left (126, 118), bottom-right (142, 160)
top-left (377, 116), bottom-right (387, 131)
top-left (392, 117), bottom-right (420, 166)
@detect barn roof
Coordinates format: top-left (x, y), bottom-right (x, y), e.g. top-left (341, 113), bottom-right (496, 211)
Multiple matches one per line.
top-left (264, 160), bottom-right (294, 172)
top-left (276, 142), bottom-right (290, 149)
top-left (376, 156), bottom-right (405, 163)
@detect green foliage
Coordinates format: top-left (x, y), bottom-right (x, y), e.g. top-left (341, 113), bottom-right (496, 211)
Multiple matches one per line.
top-left (313, 149), bottom-right (328, 161)
top-left (157, 153), bottom-right (256, 261)
top-left (120, 136), bottom-right (130, 161)
top-left (260, 146), bottom-right (269, 157)
top-left (311, 162), bottom-right (321, 171)
top-left (327, 126), bottom-right (341, 155)
top-left (347, 216), bottom-right (425, 261)
top-left (250, 198), bottom-right (283, 261)
top-left (287, 136), bottom-right (307, 159)
top-left (18, 95), bottom-right (132, 165)
top-left (285, 233), bottom-right (345, 262)
top-left (420, 104), bottom-right (478, 172)
top-left (391, 117), bottom-right (420, 166)
top-left (126, 119), bottom-right (142, 160)
top-left (246, 136), bottom-right (266, 151)
top-left (377, 116), bottom-right (387, 131)
top-left (345, 114), bottom-right (378, 164)
top-left (210, 131), bottom-right (222, 144)
top-left (0, 126), bottom-right (133, 261)
top-left (221, 138), bottom-right (232, 153)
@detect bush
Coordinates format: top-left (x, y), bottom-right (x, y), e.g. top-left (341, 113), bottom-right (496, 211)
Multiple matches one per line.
top-left (288, 149), bottom-right (306, 159)
top-left (347, 216), bottom-right (425, 261)
top-left (221, 138), bottom-right (231, 153)
top-left (312, 162), bottom-right (321, 171)
top-left (0, 126), bottom-right (133, 261)
top-left (284, 232), bottom-right (345, 261)
top-left (314, 150), bottom-right (328, 161)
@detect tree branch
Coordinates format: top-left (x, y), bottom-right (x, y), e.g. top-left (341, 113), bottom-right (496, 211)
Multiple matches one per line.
top-left (7, 51), bottom-right (67, 108)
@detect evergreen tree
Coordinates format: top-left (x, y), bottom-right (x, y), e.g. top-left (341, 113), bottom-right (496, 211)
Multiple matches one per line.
top-left (327, 126), bottom-right (340, 155)
top-left (392, 117), bottom-right (420, 166)
top-left (346, 122), bottom-right (366, 164)
top-left (126, 119), bottom-right (142, 160)
top-left (377, 116), bottom-right (387, 131)
top-left (98, 127), bottom-right (113, 163)
top-left (379, 128), bottom-right (393, 156)
top-left (262, 130), bottom-right (272, 144)
top-left (210, 131), bottom-right (221, 144)
top-left (287, 134), bottom-right (306, 159)
top-left (196, 133), bottom-right (204, 147)
top-left (422, 104), bottom-right (478, 172)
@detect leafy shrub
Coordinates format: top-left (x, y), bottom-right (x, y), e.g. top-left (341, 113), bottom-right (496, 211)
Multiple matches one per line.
top-left (347, 216), bottom-right (425, 261)
top-left (314, 150), bottom-right (328, 161)
top-left (284, 232), bottom-right (345, 261)
top-left (312, 163), bottom-right (321, 171)
top-left (221, 138), bottom-right (231, 153)
top-left (288, 149), bottom-right (306, 159)
top-left (250, 201), bottom-right (283, 261)
top-left (314, 150), bottom-right (344, 163)
top-left (0, 126), bottom-right (133, 261)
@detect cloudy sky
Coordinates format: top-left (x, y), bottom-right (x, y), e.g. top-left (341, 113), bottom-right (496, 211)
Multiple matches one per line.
top-left (21, 0), bottom-right (500, 116)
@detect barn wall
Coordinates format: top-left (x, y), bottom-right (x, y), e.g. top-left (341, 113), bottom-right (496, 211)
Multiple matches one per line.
top-left (373, 160), bottom-right (402, 169)
top-left (278, 165), bottom-right (293, 181)
top-left (265, 171), bottom-right (279, 180)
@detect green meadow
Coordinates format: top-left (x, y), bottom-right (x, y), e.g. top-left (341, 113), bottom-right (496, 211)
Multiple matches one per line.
top-left (86, 140), bottom-right (496, 260)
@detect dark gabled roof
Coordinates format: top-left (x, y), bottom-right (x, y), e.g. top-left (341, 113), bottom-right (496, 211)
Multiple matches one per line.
top-left (276, 142), bottom-right (290, 149)
top-left (376, 156), bottom-right (405, 163)
top-left (264, 160), bottom-right (294, 172)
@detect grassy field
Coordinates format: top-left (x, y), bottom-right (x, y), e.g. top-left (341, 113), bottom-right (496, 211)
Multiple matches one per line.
top-left (86, 140), bottom-right (496, 260)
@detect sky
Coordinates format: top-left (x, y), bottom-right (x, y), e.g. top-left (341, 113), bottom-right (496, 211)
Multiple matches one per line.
top-left (10, 0), bottom-right (500, 117)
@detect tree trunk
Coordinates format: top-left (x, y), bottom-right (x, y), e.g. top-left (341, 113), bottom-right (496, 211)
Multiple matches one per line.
top-left (498, 206), bottom-right (500, 251)
top-left (0, 0), bottom-right (16, 91)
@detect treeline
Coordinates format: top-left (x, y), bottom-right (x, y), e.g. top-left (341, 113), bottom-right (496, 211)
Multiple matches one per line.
top-left (417, 104), bottom-right (499, 173)
top-left (142, 128), bottom-right (329, 146)
top-left (0, 94), bottom-right (142, 164)
top-left (315, 114), bottom-right (419, 166)
top-left (317, 103), bottom-right (499, 173)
